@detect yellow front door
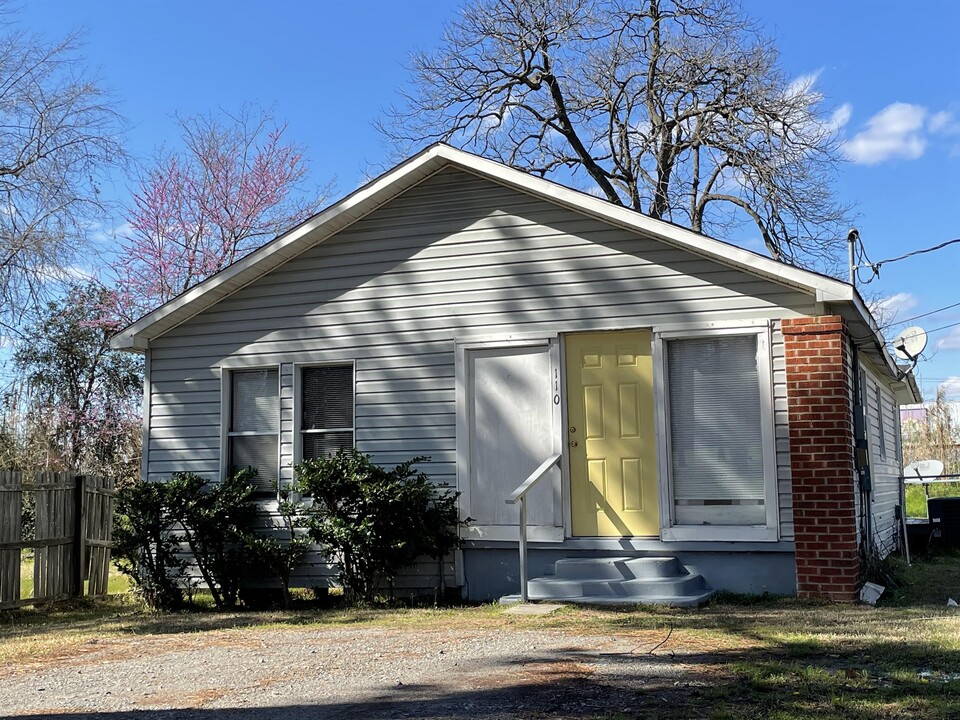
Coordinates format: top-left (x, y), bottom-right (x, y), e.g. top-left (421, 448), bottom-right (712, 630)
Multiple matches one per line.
top-left (567, 331), bottom-right (658, 537)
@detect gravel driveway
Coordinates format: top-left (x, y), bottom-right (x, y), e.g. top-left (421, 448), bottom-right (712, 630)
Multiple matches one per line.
top-left (1, 623), bottom-right (709, 719)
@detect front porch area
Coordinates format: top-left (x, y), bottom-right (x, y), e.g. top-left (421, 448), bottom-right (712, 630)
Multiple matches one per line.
top-left (499, 556), bottom-right (716, 607)
top-left (461, 544), bottom-right (797, 603)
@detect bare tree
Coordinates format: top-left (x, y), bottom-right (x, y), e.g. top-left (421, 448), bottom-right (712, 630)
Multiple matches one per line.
top-left (0, 19), bottom-right (124, 333)
top-left (381, 0), bottom-right (850, 268)
top-left (902, 389), bottom-right (960, 474)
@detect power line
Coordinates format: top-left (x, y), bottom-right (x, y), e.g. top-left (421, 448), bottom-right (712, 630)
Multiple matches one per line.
top-left (881, 319), bottom-right (960, 363)
top-left (892, 319), bottom-right (960, 350)
top-left (881, 299), bottom-right (960, 329)
top-left (853, 236), bottom-right (960, 286)
top-left (874, 237), bottom-right (960, 266)
top-left (919, 318), bottom-right (960, 336)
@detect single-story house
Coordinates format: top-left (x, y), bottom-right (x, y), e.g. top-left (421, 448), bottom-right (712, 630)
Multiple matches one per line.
top-left (112, 144), bottom-right (920, 604)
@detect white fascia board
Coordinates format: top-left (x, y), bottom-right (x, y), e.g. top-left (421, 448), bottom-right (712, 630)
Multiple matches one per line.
top-left (849, 291), bottom-right (901, 377)
top-left (110, 146), bottom-right (450, 351)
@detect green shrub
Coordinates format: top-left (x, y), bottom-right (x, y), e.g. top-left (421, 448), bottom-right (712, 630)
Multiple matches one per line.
top-left (113, 469), bottom-right (262, 610)
top-left (165, 469), bottom-right (259, 610)
top-left (296, 449), bottom-right (466, 605)
top-left (244, 489), bottom-right (312, 609)
top-left (113, 480), bottom-right (188, 610)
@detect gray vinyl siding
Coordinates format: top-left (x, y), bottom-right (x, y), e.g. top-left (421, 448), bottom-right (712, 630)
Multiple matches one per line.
top-left (146, 168), bottom-right (818, 565)
top-left (862, 360), bottom-right (902, 557)
top-left (771, 323), bottom-right (794, 540)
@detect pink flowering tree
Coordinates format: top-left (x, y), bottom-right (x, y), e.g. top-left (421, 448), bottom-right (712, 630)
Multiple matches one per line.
top-left (112, 107), bottom-right (329, 323)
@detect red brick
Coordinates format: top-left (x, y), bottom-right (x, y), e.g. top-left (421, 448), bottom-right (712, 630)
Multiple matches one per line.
top-left (784, 315), bottom-right (859, 602)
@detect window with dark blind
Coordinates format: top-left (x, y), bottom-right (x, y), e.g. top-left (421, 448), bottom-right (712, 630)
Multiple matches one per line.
top-left (301, 365), bottom-right (354, 460)
top-left (666, 335), bottom-right (767, 526)
top-left (228, 368), bottom-right (279, 495)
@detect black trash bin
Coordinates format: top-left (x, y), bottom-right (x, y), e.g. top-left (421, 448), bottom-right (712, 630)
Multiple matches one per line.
top-left (927, 497), bottom-right (960, 548)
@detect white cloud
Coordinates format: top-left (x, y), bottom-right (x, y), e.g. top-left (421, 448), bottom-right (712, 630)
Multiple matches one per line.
top-left (829, 103), bottom-right (853, 133)
top-left (929, 110), bottom-right (955, 134)
top-left (479, 104), bottom-right (514, 131)
top-left (786, 70), bottom-right (822, 99)
top-left (938, 376), bottom-right (960, 399)
top-left (88, 221), bottom-right (133, 246)
top-left (782, 71), bottom-right (850, 140)
top-left (37, 263), bottom-right (96, 284)
top-left (870, 292), bottom-right (918, 323)
top-left (928, 110), bottom-right (960, 156)
top-left (844, 102), bottom-right (928, 164)
top-left (936, 326), bottom-right (960, 351)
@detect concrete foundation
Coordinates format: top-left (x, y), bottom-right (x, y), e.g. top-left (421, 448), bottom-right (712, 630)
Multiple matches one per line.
top-left (461, 545), bottom-right (797, 602)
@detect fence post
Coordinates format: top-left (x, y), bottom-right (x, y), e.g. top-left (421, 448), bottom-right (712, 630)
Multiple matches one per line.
top-left (72, 475), bottom-right (87, 597)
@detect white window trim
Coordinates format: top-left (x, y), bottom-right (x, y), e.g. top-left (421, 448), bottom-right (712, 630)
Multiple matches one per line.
top-left (219, 365), bottom-right (281, 492)
top-left (292, 360), bottom-right (357, 466)
top-left (454, 335), bottom-right (564, 543)
top-left (654, 325), bottom-right (779, 542)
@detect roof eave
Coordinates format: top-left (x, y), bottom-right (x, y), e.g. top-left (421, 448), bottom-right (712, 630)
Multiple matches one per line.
top-left (110, 143), bottom-right (875, 354)
top-left (818, 286), bottom-right (923, 403)
top-left (110, 144), bottom-right (453, 351)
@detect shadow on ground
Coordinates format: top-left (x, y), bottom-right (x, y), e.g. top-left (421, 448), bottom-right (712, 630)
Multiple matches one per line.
top-left (12, 640), bottom-right (960, 720)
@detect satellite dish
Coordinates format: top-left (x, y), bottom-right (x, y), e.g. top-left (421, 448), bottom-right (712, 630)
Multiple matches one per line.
top-left (893, 326), bottom-right (928, 361)
top-left (904, 459), bottom-right (944, 479)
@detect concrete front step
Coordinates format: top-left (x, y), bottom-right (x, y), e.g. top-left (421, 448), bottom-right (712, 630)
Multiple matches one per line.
top-left (501, 555), bottom-right (716, 608)
top-left (551, 556), bottom-right (680, 580)
top-left (527, 573), bottom-right (706, 599)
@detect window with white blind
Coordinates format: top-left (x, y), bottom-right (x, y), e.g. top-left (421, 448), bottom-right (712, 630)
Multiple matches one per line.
top-left (226, 368), bottom-right (279, 496)
top-left (299, 364), bottom-right (355, 460)
top-left (658, 330), bottom-right (777, 541)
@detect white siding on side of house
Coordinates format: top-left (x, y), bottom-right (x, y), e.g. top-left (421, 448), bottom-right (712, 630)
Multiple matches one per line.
top-left (861, 358), bottom-right (902, 557)
top-left (145, 168), bottom-right (818, 555)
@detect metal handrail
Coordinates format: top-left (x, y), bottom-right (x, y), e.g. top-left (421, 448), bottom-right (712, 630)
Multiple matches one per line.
top-left (505, 453), bottom-right (561, 602)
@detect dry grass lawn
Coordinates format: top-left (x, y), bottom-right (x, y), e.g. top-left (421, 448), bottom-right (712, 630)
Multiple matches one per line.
top-left (1, 552), bottom-right (959, 719)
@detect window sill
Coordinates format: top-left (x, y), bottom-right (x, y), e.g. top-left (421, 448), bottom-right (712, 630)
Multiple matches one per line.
top-left (462, 525), bottom-right (564, 543)
top-left (660, 525), bottom-right (779, 543)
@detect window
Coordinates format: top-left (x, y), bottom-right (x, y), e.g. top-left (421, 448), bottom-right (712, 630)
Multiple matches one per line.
top-left (227, 368), bottom-right (279, 495)
top-left (300, 364), bottom-right (354, 460)
top-left (876, 386), bottom-right (887, 459)
top-left (659, 330), bottom-right (776, 540)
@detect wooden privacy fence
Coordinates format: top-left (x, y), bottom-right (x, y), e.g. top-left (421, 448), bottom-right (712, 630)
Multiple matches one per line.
top-left (0, 472), bottom-right (116, 610)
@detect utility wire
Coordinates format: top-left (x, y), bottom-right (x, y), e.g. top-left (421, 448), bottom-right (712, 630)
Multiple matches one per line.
top-left (870, 318), bottom-right (960, 358)
top-left (858, 237), bottom-right (960, 284)
top-left (854, 233), bottom-right (881, 285)
top-left (881, 300), bottom-right (960, 329)
top-left (893, 319), bottom-right (960, 347)
top-left (927, 318), bottom-right (960, 336)
top-left (874, 237), bottom-right (960, 266)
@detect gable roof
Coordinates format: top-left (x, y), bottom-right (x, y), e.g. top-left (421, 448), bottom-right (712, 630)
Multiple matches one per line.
top-left (110, 143), bottom-right (918, 400)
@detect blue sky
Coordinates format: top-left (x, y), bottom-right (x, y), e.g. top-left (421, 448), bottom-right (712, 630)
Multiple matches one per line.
top-left (18, 1), bottom-right (960, 400)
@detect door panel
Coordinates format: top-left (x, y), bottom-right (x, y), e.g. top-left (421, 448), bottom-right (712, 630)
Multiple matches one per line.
top-left (567, 331), bottom-right (658, 537)
top-left (468, 346), bottom-right (558, 528)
